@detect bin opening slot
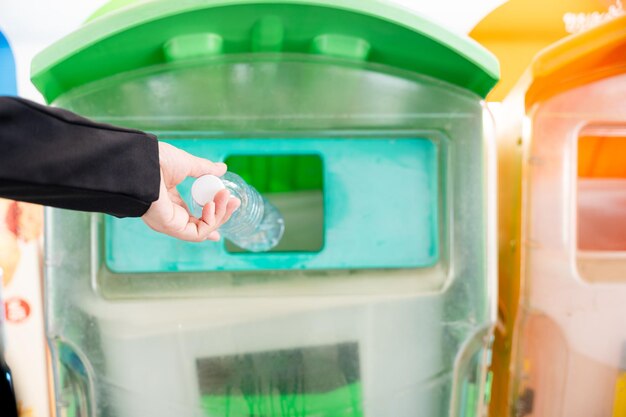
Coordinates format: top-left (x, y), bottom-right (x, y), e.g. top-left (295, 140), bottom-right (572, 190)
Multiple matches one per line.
top-left (577, 129), bottom-right (626, 282)
top-left (224, 154), bottom-right (324, 253)
top-left (196, 342), bottom-right (362, 417)
top-left (104, 137), bottom-right (439, 273)
top-left (577, 132), bottom-right (626, 251)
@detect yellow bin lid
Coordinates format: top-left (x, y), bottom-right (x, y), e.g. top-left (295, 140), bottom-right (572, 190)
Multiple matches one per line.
top-left (527, 14), bottom-right (626, 110)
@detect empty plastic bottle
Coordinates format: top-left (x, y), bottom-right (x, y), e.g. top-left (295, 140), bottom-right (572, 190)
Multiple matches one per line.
top-left (191, 172), bottom-right (285, 252)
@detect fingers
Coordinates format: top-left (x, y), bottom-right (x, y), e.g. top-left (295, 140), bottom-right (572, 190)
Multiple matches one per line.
top-left (142, 187), bottom-right (219, 242)
top-left (142, 165), bottom-right (240, 243)
top-left (169, 192), bottom-right (238, 242)
top-left (165, 211), bottom-right (222, 243)
top-left (201, 189), bottom-right (239, 228)
top-left (223, 196), bottom-right (241, 224)
top-left (180, 199), bottom-right (235, 242)
top-left (194, 191), bottom-right (239, 239)
top-left (202, 201), bottom-right (216, 228)
top-left (212, 189), bottom-right (230, 225)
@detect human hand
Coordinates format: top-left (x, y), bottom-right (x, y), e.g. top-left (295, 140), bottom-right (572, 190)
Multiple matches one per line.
top-left (142, 142), bottom-right (240, 242)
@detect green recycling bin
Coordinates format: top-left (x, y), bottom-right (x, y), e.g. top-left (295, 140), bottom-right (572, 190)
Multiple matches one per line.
top-left (31, 1), bottom-right (499, 416)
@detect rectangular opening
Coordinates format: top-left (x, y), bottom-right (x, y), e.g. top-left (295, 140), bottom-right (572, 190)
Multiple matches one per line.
top-left (577, 128), bottom-right (626, 282)
top-left (196, 343), bottom-right (362, 417)
top-left (224, 154), bottom-right (324, 253)
top-left (104, 137), bottom-right (439, 274)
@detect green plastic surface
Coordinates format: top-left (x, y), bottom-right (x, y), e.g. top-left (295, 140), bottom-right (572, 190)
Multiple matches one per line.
top-left (197, 342), bottom-right (362, 417)
top-left (224, 155), bottom-right (324, 193)
top-left (163, 33), bottom-right (224, 61)
top-left (31, 0), bottom-right (499, 102)
top-left (484, 371), bottom-right (493, 405)
top-left (201, 383), bottom-right (362, 417)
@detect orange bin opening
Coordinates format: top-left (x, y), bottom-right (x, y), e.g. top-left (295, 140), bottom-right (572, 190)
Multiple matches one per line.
top-left (577, 133), bottom-right (626, 253)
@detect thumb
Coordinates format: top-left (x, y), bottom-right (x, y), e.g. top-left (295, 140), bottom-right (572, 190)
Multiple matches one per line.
top-left (160, 142), bottom-right (227, 179)
top-left (184, 152), bottom-right (227, 178)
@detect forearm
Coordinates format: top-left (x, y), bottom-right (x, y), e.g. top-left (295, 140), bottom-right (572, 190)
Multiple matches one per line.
top-left (0, 97), bottom-right (160, 217)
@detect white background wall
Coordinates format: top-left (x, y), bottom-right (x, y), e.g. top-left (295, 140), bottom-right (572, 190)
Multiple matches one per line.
top-left (0, 0), bottom-right (505, 101)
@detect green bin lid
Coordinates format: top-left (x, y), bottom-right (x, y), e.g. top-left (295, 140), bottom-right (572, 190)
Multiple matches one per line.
top-left (31, 0), bottom-right (499, 102)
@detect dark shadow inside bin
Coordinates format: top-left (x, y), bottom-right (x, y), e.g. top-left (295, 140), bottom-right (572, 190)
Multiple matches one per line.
top-left (224, 154), bottom-right (324, 253)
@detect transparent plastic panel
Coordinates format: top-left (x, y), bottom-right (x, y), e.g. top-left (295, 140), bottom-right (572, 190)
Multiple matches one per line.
top-left (47, 58), bottom-right (493, 417)
top-left (54, 56), bottom-right (482, 131)
top-left (511, 74), bottom-right (626, 417)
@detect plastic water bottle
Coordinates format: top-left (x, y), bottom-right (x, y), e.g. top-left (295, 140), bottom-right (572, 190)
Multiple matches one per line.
top-left (191, 172), bottom-right (285, 252)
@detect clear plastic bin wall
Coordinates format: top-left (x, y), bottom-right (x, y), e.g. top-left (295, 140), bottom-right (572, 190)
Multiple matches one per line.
top-left (511, 72), bottom-right (626, 417)
top-left (45, 56), bottom-right (496, 417)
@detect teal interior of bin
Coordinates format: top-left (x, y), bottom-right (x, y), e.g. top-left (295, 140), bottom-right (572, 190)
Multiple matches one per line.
top-left (0, 31), bottom-right (16, 95)
top-left (105, 137), bottom-right (439, 272)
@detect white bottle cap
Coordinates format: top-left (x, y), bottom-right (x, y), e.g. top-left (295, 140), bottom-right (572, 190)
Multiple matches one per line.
top-left (191, 175), bottom-right (226, 206)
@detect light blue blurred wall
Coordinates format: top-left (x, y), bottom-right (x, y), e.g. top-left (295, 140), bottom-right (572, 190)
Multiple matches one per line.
top-left (0, 30), bottom-right (17, 95)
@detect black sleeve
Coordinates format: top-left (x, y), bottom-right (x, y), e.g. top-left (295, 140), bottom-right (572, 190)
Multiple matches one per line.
top-left (0, 96), bottom-right (160, 218)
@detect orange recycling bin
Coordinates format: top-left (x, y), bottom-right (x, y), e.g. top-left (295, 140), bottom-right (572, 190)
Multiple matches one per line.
top-left (488, 90), bottom-right (525, 417)
top-left (509, 16), bottom-right (626, 417)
